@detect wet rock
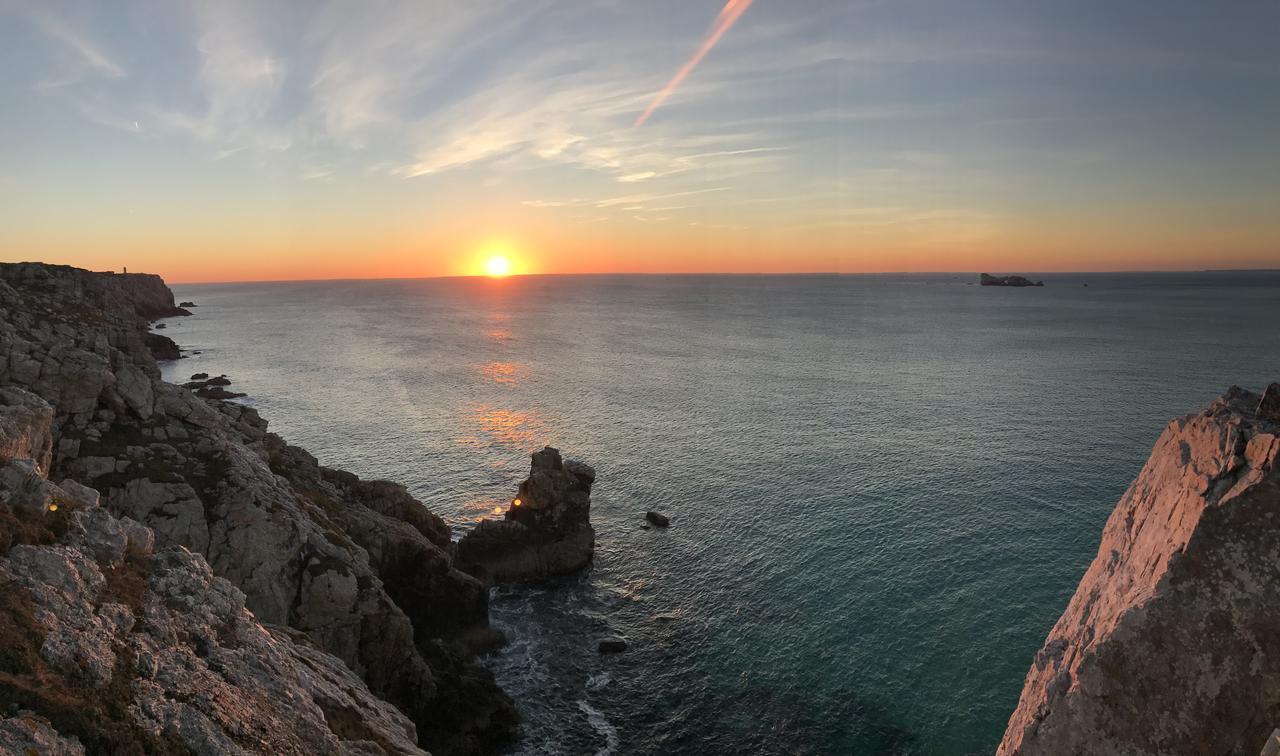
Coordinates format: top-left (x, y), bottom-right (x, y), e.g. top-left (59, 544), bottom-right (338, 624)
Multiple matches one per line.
top-left (456, 446), bottom-right (596, 585)
top-left (194, 385), bottom-right (247, 401)
top-left (190, 372), bottom-right (209, 381)
top-left (645, 511), bottom-right (670, 528)
top-left (1000, 385), bottom-right (1280, 755)
top-left (598, 637), bottom-right (627, 653)
top-left (178, 301), bottom-right (196, 308)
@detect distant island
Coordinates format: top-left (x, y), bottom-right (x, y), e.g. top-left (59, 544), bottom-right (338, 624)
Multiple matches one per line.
top-left (980, 273), bottom-right (1044, 287)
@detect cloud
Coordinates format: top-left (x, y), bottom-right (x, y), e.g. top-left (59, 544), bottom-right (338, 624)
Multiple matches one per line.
top-left (28, 7), bottom-right (125, 83)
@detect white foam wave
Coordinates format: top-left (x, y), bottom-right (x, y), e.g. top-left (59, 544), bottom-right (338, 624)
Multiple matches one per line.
top-left (577, 700), bottom-right (619, 756)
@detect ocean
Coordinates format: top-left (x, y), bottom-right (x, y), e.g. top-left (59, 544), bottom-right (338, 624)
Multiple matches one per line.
top-left (160, 272), bottom-right (1280, 755)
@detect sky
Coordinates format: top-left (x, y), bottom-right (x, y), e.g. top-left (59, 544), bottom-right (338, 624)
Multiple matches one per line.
top-left (1, 0), bottom-right (1278, 282)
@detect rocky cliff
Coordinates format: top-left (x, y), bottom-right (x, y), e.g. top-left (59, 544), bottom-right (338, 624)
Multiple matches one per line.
top-left (0, 263), bottom-right (523, 754)
top-left (1000, 384), bottom-right (1280, 755)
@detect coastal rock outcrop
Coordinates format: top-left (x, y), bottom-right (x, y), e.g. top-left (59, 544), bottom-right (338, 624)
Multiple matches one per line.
top-left (0, 385), bottom-right (425, 754)
top-left (980, 273), bottom-right (1044, 287)
top-left (999, 385), bottom-right (1280, 755)
top-left (456, 446), bottom-right (595, 585)
top-left (0, 263), bottom-right (517, 754)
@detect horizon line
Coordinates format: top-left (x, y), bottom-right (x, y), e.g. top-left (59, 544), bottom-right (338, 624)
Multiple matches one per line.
top-left (159, 266), bottom-right (1280, 286)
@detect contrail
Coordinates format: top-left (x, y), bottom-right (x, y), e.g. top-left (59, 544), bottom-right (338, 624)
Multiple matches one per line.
top-left (634, 0), bottom-right (755, 127)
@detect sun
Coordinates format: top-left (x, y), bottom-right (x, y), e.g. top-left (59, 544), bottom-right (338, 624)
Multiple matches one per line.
top-left (485, 255), bottom-right (512, 277)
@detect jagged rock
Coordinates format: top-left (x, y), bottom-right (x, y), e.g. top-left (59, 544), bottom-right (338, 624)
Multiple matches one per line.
top-left (190, 372), bottom-right (209, 380)
top-left (456, 446), bottom-right (596, 585)
top-left (0, 713), bottom-right (85, 755)
top-left (178, 301), bottom-right (196, 308)
top-left (1000, 385), bottom-right (1280, 755)
top-left (0, 262), bottom-right (519, 755)
top-left (0, 388), bottom-right (55, 473)
top-left (645, 511), bottom-right (670, 527)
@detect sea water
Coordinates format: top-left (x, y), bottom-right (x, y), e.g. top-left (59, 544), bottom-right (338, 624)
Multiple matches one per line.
top-left (161, 272), bottom-right (1280, 755)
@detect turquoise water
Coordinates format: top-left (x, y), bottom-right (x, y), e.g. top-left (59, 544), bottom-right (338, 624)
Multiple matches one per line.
top-left (161, 272), bottom-right (1280, 755)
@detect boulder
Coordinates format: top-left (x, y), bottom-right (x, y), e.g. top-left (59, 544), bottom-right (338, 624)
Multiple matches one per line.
top-left (645, 511), bottom-right (670, 527)
top-left (598, 637), bottom-right (627, 653)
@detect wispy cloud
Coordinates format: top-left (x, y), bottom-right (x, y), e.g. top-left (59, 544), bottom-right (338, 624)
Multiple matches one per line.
top-left (28, 7), bottom-right (125, 84)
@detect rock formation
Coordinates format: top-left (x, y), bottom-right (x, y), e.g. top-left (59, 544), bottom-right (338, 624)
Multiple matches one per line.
top-left (980, 273), bottom-right (1044, 287)
top-left (1000, 384), bottom-right (1280, 755)
top-left (0, 263), bottom-right (518, 754)
top-left (456, 446), bottom-right (595, 585)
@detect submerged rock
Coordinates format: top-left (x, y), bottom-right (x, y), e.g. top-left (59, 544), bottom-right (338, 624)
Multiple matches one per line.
top-left (598, 637), bottom-right (627, 653)
top-left (456, 446), bottom-right (596, 585)
top-left (999, 385), bottom-right (1280, 755)
top-left (645, 511), bottom-right (670, 528)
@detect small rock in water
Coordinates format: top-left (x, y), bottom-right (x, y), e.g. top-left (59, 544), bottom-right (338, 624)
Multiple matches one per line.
top-left (190, 372), bottom-right (209, 380)
top-left (645, 511), bottom-right (670, 528)
top-left (207, 375), bottom-right (232, 386)
top-left (179, 301), bottom-right (196, 307)
top-left (598, 637), bottom-right (627, 653)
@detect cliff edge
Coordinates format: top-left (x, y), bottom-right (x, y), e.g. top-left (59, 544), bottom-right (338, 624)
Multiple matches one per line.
top-left (1000, 384), bottom-right (1280, 755)
top-left (0, 263), bottom-right (520, 754)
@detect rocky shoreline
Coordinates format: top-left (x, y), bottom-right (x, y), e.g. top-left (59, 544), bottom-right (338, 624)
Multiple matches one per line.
top-left (0, 263), bottom-right (595, 754)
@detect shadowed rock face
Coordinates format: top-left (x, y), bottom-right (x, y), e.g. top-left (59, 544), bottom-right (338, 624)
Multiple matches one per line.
top-left (1000, 385), bottom-right (1280, 756)
top-left (456, 446), bottom-right (595, 585)
top-left (0, 263), bottom-right (516, 755)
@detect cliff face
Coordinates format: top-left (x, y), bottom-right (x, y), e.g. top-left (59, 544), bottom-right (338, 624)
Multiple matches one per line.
top-left (0, 263), bottom-right (517, 754)
top-left (1000, 385), bottom-right (1280, 755)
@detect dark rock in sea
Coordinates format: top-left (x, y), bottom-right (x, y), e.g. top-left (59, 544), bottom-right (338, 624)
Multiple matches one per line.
top-left (456, 446), bottom-right (595, 585)
top-left (598, 637), bottom-right (628, 653)
top-left (1256, 382), bottom-right (1280, 422)
top-left (999, 385), bottom-right (1280, 755)
top-left (190, 372), bottom-right (209, 380)
top-left (0, 262), bottom-right (519, 755)
top-left (980, 273), bottom-right (1044, 287)
top-left (154, 321), bottom-right (166, 329)
top-left (646, 511), bottom-right (670, 527)
top-left (179, 301), bottom-right (196, 307)
top-left (143, 332), bottom-right (180, 361)
top-left (206, 375), bottom-right (231, 386)
top-left (194, 385), bottom-right (247, 401)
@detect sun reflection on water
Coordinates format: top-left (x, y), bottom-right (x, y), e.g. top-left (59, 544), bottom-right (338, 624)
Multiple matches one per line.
top-left (480, 361), bottom-right (525, 384)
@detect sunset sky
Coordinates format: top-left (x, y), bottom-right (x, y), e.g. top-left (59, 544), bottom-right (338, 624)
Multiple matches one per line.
top-left (1, 0), bottom-right (1277, 282)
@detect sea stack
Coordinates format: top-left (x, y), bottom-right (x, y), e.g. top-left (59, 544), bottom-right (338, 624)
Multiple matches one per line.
top-left (456, 446), bottom-right (596, 585)
top-left (999, 384), bottom-right (1280, 755)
